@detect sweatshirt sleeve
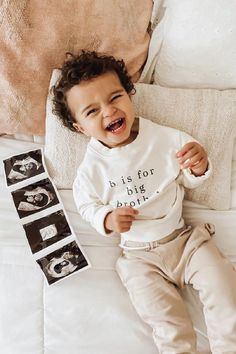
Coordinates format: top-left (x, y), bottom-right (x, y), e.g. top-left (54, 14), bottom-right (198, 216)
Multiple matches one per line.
top-left (73, 171), bottom-right (115, 237)
top-left (177, 130), bottom-right (212, 189)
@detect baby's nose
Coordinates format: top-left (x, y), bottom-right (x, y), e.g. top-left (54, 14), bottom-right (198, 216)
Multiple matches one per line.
top-left (103, 104), bottom-right (117, 118)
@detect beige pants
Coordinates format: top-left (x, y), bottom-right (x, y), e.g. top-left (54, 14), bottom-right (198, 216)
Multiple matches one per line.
top-left (116, 224), bottom-right (236, 354)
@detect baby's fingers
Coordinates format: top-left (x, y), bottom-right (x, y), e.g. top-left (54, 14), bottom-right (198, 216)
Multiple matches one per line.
top-left (119, 215), bottom-right (136, 222)
top-left (190, 159), bottom-right (208, 176)
top-left (176, 142), bottom-right (197, 158)
top-left (117, 207), bottom-right (139, 217)
top-left (180, 152), bottom-right (202, 169)
top-left (119, 221), bottom-right (134, 233)
top-left (177, 146), bottom-right (198, 163)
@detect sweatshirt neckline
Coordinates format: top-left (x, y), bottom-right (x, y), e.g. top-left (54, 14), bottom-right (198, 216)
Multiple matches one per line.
top-left (88, 117), bottom-right (145, 156)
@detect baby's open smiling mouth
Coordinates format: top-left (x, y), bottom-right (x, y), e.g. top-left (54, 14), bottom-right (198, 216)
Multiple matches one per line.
top-left (105, 118), bottom-right (126, 133)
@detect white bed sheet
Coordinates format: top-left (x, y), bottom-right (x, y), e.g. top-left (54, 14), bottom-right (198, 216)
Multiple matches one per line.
top-left (1, 137), bottom-right (236, 354)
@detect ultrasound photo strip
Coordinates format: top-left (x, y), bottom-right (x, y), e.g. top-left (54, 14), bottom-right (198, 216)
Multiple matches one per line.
top-left (36, 240), bottom-right (89, 286)
top-left (23, 209), bottom-right (72, 254)
top-left (11, 177), bottom-right (60, 219)
top-left (3, 149), bottom-right (46, 187)
top-left (3, 148), bottom-right (91, 285)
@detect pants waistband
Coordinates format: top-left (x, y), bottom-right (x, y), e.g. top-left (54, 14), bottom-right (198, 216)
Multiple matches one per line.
top-left (121, 226), bottom-right (191, 251)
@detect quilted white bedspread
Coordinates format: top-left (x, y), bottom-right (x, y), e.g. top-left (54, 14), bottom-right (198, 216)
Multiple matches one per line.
top-left (1, 137), bottom-right (236, 354)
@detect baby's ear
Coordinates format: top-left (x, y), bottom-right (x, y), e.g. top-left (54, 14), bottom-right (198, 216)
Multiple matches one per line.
top-left (73, 123), bottom-right (83, 134)
top-left (73, 123), bottom-right (90, 136)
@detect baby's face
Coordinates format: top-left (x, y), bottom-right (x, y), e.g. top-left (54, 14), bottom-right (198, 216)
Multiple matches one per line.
top-left (26, 193), bottom-right (43, 204)
top-left (19, 162), bottom-right (35, 173)
top-left (66, 71), bottom-right (136, 148)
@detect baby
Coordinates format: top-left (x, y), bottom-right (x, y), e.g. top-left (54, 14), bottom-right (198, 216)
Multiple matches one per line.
top-left (53, 51), bottom-right (236, 353)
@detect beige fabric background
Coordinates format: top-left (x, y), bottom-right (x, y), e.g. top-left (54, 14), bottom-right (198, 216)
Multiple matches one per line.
top-left (0, 0), bottom-right (152, 135)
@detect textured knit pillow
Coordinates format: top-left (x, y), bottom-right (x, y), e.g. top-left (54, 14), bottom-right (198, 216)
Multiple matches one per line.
top-left (44, 71), bottom-right (236, 210)
top-left (140, 0), bottom-right (236, 89)
top-left (0, 0), bottom-right (152, 135)
top-left (44, 70), bottom-right (90, 188)
top-left (132, 84), bottom-right (236, 210)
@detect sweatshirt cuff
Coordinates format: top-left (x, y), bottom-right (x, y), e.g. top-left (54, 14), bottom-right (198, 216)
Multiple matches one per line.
top-left (183, 158), bottom-right (212, 187)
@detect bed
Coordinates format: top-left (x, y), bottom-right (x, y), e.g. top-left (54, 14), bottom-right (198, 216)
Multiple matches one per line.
top-left (1, 1), bottom-right (236, 354)
top-left (0, 136), bottom-right (236, 354)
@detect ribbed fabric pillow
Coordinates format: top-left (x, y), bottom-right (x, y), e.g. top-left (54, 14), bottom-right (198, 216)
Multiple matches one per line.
top-left (132, 84), bottom-right (236, 210)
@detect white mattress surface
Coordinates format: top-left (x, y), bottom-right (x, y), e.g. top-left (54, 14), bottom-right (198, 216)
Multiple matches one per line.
top-left (1, 137), bottom-right (236, 354)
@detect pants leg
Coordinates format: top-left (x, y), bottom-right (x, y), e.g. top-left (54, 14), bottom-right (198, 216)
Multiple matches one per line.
top-left (116, 252), bottom-right (197, 353)
top-left (185, 238), bottom-right (236, 354)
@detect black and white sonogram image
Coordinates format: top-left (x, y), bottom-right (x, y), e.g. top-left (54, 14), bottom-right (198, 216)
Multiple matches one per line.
top-left (3, 149), bottom-right (45, 186)
top-left (23, 210), bottom-right (72, 253)
top-left (37, 241), bottom-right (89, 285)
top-left (11, 178), bottom-right (59, 218)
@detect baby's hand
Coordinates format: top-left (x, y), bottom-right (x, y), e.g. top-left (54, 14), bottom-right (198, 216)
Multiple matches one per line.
top-left (104, 207), bottom-right (139, 233)
top-left (176, 142), bottom-right (208, 176)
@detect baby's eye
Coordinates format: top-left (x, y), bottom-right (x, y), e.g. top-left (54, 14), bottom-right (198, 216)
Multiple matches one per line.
top-left (86, 108), bottom-right (97, 116)
top-left (111, 94), bottom-right (122, 102)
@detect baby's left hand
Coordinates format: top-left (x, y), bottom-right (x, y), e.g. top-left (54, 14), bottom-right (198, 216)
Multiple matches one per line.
top-left (176, 142), bottom-right (208, 176)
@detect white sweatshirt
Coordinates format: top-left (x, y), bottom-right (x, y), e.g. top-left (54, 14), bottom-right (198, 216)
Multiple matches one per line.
top-left (73, 117), bottom-right (212, 245)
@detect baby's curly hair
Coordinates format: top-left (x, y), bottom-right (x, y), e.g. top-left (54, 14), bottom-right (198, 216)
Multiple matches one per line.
top-left (52, 51), bottom-right (136, 132)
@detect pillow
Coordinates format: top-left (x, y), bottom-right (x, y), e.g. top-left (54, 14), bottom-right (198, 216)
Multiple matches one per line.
top-left (45, 71), bottom-right (236, 210)
top-left (140, 0), bottom-right (236, 89)
top-left (0, 0), bottom-right (153, 135)
top-left (45, 70), bottom-right (90, 189)
top-left (132, 84), bottom-right (236, 210)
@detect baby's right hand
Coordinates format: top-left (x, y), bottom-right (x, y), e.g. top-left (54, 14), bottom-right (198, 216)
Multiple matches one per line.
top-left (104, 207), bottom-right (139, 234)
